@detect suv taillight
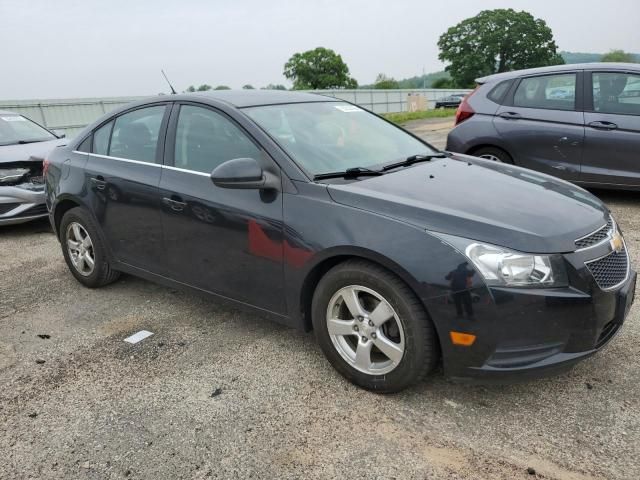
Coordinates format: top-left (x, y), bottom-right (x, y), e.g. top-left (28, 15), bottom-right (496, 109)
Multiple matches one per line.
top-left (454, 86), bottom-right (479, 126)
top-left (43, 157), bottom-right (50, 177)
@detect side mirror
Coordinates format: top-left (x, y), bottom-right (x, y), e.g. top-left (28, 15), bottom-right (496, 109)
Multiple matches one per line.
top-left (211, 157), bottom-right (278, 190)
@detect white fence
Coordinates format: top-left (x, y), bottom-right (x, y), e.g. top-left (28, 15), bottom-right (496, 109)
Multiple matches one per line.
top-left (0, 89), bottom-right (471, 139)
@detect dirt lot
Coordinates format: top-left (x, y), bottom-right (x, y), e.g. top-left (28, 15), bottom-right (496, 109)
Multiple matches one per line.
top-left (1, 121), bottom-right (639, 479)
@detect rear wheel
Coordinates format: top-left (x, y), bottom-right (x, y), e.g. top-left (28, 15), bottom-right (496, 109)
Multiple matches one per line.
top-left (472, 146), bottom-right (513, 164)
top-left (312, 260), bottom-right (438, 393)
top-left (59, 207), bottom-right (120, 288)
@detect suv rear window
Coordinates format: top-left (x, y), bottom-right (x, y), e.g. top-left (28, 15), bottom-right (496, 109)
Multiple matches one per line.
top-left (513, 73), bottom-right (577, 111)
top-left (487, 80), bottom-right (512, 104)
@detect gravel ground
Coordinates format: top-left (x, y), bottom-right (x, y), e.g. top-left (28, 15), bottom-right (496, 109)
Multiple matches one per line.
top-left (1, 122), bottom-right (638, 479)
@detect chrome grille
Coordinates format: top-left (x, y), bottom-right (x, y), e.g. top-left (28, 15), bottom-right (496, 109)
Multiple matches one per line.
top-left (575, 217), bottom-right (613, 249)
top-left (585, 247), bottom-right (629, 290)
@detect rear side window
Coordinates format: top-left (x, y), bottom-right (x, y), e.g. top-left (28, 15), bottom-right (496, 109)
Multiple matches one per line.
top-left (109, 106), bottom-right (166, 163)
top-left (77, 136), bottom-right (92, 152)
top-left (487, 80), bottom-right (512, 104)
top-left (592, 72), bottom-right (640, 115)
top-left (93, 121), bottom-right (112, 155)
top-left (514, 74), bottom-right (576, 111)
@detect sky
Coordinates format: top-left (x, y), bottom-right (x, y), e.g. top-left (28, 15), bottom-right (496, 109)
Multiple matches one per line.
top-left (1, 0), bottom-right (639, 99)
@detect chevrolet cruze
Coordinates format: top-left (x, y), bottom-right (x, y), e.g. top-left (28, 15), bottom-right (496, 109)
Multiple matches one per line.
top-left (45, 91), bottom-right (635, 392)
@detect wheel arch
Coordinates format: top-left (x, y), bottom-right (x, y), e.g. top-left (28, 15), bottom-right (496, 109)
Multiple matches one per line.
top-left (52, 196), bottom-right (84, 239)
top-left (466, 144), bottom-right (514, 163)
top-left (297, 247), bottom-right (427, 333)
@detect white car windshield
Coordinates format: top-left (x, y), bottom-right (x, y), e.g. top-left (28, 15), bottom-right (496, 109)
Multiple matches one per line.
top-left (0, 115), bottom-right (56, 146)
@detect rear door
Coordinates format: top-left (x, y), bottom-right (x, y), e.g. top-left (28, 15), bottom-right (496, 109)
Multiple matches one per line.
top-left (493, 71), bottom-right (584, 181)
top-left (85, 103), bottom-right (170, 271)
top-left (582, 70), bottom-right (640, 186)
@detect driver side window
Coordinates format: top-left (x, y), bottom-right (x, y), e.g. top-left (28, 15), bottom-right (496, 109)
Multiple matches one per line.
top-left (174, 105), bottom-right (261, 174)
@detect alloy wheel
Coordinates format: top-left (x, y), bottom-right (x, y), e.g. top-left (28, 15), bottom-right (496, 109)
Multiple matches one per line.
top-left (66, 222), bottom-right (96, 276)
top-left (326, 285), bottom-right (405, 375)
top-left (479, 153), bottom-right (502, 162)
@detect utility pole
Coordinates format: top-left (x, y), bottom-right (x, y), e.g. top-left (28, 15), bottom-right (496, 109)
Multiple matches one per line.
top-left (422, 66), bottom-right (426, 89)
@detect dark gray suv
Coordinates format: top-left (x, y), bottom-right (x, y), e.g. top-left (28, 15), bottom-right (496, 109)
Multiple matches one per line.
top-left (446, 63), bottom-right (640, 189)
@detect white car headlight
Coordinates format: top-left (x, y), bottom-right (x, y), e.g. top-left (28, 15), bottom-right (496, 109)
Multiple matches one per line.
top-left (0, 167), bottom-right (30, 185)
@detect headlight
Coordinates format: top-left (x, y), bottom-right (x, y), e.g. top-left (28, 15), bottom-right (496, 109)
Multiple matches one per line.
top-left (434, 233), bottom-right (568, 288)
top-left (465, 243), bottom-right (565, 287)
top-left (0, 167), bottom-right (29, 185)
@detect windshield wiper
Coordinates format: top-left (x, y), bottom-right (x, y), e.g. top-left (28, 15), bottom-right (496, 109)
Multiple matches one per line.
top-left (381, 153), bottom-right (448, 172)
top-left (17, 139), bottom-right (46, 145)
top-left (313, 167), bottom-right (384, 181)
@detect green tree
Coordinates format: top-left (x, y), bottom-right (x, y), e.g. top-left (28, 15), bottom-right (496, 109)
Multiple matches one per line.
top-left (262, 84), bottom-right (287, 90)
top-left (242, 84), bottom-right (255, 89)
top-left (601, 50), bottom-right (636, 63)
top-left (284, 47), bottom-right (357, 89)
top-left (197, 84), bottom-right (212, 91)
top-left (431, 77), bottom-right (456, 89)
top-left (438, 9), bottom-right (564, 87)
top-left (185, 85), bottom-right (196, 92)
top-left (214, 85), bottom-right (231, 90)
top-left (374, 73), bottom-right (399, 89)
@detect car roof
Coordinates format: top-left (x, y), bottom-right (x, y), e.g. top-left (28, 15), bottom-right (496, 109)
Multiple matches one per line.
top-left (187, 90), bottom-right (337, 108)
top-left (476, 62), bottom-right (640, 84)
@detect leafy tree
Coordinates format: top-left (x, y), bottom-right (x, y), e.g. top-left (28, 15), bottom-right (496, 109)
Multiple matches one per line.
top-left (284, 47), bottom-right (358, 89)
top-left (214, 85), bottom-right (231, 90)
top-left (438, 9), bottom-right (564, 87)
top-left (601, 50), bottom-right (636, 63)
top-left (374, 73), bottom-right (399, 89)
top-left (431, 77), bottom-right (456, 89)
top-left (242, 84), bottom-right (255, 89)
top-left (197, 84), bottom-right (212, 91)
top-left (185, 85), bottom-right (196, 92)
top-left (262, 84), bottom-right (287, 90)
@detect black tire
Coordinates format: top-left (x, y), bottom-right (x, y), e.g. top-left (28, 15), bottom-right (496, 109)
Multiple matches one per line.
top-left (312, 260), bottom-right (438, 393)
top-left (472, 146), bottom-right (513, 164)
top-left (59, 207), bottom-right (120, 288)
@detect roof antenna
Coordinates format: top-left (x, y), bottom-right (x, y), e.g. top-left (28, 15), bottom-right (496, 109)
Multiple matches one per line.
top-left (161, 69), bottom-right (177, 94)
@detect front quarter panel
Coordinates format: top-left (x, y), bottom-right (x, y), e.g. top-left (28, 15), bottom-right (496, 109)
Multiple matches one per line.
top-left (283, 181), bottom-right (492, 361)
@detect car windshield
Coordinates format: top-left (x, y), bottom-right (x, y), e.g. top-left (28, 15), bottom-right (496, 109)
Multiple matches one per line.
top-left (244, 102), bottom-right (437, 176)
top-left (0, 114), bottom-right (56, 146)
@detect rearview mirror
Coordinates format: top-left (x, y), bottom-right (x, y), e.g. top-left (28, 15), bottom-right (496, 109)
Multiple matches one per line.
top-left (211, 157), bottom-right (277, 190)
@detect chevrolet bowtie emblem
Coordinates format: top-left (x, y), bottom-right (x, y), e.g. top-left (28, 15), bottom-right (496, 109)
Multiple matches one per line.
top-left (610, 231), bottom-right (624, 253)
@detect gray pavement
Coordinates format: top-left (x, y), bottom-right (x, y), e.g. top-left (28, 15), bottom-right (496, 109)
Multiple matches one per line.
top-left (0, 121), bottom-right (638, 479)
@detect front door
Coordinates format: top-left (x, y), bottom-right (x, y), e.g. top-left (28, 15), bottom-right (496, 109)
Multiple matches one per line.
top-left (494, 71), bottom-right (584, 181)
top-left (85, 104), bottom-right (169, 271)
top-left (159, 103), bottom-right (286, 314)
top-left (582, 70), bottom-right (640, 186)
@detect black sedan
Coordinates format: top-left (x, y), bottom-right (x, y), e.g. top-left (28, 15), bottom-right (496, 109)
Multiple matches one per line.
top-left (44, 91), bottom-right (634, 392)
top-left (434, 94), bottom-right (466, 109)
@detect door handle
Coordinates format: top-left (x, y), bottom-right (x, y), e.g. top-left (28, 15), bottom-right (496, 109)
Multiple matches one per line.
top-left (498, 111), bottom-right (522, 120)
top-left (90, 176), bottom-right (107, 190)
top-left (162, 197), bottom-right (187, 212)
top-left (588, 121), bottom-right (618, 130)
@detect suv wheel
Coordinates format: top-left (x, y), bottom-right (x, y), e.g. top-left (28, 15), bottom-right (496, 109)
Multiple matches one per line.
top-left (473, 146), bottom-right (513, 164)
top-left (312, 260), bottom-right (438, 393)
top-left (59, 207), bottom-right (120, 288)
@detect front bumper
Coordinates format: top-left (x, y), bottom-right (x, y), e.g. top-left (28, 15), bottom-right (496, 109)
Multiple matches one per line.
top-left (0, 184), bottom-right (47, 225)
top-left (427, 244), bottom-right (636, 383)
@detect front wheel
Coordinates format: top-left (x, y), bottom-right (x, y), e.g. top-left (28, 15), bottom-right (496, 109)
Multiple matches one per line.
top-left (312, 260), bottom-right (438, 393)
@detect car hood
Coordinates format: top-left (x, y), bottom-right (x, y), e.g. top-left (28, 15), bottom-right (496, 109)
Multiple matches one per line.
top-left (326, 154), bottom-right (609, 254)
top-left (0, 138), bottom-right (67, 164)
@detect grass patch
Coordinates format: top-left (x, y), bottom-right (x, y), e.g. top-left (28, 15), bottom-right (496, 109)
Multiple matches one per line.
top-left (382, 109), bottom-right (456, 124)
